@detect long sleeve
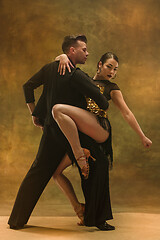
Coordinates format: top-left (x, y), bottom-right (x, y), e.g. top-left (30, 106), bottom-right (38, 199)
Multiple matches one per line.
top-left (70, 68), bottom-right (109, 110)
top-left (23, 64), bottom-right (49, 103)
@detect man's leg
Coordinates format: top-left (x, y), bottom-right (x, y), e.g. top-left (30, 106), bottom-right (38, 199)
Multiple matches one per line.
top-left (8, 125), bottom-right (67, 228)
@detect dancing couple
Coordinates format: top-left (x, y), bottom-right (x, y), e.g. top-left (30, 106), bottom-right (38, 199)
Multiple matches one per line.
top-left (8, 34), bottom-right (152, 231)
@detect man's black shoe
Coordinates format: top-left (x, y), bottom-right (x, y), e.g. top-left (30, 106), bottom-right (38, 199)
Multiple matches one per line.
top-left (9, 224), bottom-right (24, 230)
top-left (96, 222), bottom-right (115, 231)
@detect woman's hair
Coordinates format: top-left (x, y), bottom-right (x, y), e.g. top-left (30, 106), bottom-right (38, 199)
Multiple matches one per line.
top-left (62, 34), bottom-right (87, 54)
top-left (97, 52), bottom-right (119, 69)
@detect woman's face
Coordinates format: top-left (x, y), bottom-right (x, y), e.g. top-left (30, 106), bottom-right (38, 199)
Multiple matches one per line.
top-left (98, 58), bottom-right (118, 80)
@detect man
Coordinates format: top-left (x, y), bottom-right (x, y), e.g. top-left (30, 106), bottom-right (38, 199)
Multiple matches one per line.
top-left (8, 35), bottom-right (114, 230)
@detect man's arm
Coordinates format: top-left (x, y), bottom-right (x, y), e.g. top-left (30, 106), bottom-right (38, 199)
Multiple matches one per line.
top-left (23, 65), bottom-right (48, 103)
top-left (70, 68), bottom-right (109, 110)
top-left (23, 64), bottom-right (48, 128)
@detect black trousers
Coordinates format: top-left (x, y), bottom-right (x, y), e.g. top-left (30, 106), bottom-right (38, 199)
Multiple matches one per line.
top-left (8, 124), bottom-right (113, 227)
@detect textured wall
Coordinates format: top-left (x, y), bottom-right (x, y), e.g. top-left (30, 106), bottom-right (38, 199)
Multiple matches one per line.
top-left (0, 0), bottom-right (159, 213)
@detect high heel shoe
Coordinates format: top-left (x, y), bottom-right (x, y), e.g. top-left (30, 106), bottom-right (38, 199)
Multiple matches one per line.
top-left (77, 148), bottom-right (96, 180)
top-left (75, 203), bottom-right (85, 226)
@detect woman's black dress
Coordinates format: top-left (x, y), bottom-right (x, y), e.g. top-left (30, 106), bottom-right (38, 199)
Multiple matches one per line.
top-left (80, 79), bottom-right (120, 226)
top-left (87, 79), bottom-right (120, 167)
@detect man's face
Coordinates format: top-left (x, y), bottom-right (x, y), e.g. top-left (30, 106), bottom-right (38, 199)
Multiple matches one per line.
top-left (73, 40), bottom-right (89, 64)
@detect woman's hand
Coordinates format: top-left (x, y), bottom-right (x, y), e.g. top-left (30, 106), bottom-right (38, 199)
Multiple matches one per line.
top-left (55, 54), bottom-right (74, 75)
top-left (141, 135), bottom-right (152, 148)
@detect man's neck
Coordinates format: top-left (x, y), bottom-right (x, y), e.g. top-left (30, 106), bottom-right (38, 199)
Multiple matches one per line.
top-left (67, 55), bottom-right (76, 67)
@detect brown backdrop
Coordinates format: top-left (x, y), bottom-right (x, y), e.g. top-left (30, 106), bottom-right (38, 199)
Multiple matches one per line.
top-left (0, 0), bottom-right (159, 215)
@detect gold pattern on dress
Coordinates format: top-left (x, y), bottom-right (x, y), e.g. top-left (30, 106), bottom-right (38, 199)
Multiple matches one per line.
top-left (86, 84), bottom-right (108, 118)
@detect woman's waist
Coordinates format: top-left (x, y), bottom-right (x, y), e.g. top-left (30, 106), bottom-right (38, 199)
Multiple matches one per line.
top-left (86, 97), bottom-right (108, 118)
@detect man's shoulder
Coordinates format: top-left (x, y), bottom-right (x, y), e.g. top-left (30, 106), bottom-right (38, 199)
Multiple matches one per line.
top-left (71, 67), bottom-right (90, 79)
top-left (42, 61), bottom-right (58, 71)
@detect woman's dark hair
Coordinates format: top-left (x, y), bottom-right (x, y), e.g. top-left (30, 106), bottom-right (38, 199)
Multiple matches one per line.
top-left (62, 34), bottom-right (87, 54)
top-left (97, 52), bottom-right (119, 69)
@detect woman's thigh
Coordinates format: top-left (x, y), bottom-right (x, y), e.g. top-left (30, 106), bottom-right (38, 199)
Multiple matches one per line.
top-left (54, 104), bottom-right (109, 143)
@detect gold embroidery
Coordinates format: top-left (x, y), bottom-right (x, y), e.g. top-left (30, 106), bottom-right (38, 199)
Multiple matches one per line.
top-left (86, 84), bottom-right (108, 118)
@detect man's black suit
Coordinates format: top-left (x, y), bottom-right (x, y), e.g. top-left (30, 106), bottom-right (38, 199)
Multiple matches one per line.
top-left (8, 61), bottom-right (113, 228)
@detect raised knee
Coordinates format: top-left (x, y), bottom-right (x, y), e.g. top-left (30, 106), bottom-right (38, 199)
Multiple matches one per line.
top-left (52, 104), bottom-right (63, 120)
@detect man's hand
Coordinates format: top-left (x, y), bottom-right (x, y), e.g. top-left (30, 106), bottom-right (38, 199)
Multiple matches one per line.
top-left (26, 103), bottom-right (43, 130)
top-left (32, 116), bottom-right (43, 129)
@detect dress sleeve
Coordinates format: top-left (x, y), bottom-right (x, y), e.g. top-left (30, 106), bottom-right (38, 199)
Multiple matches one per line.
top-left (23, 64), bottom-right (49, 103)
top-left (110, 82), bottom-right (120, 91)
top-left (105, 82), bottom-right (120, 100)
top-left (70, 68), bottom-right (109, 110)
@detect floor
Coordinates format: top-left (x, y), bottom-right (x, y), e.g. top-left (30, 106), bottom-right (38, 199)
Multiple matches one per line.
top-left (1, 213), bottom-right (160, 240)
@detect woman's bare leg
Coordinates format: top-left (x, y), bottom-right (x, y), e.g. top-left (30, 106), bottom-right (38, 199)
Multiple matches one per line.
top-left (53, 154), bottom-right (84, 222)
top-left (52, 104), bottom-right (109, 160)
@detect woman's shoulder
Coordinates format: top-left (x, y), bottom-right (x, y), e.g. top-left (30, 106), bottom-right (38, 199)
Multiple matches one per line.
top-left (107, 81), bottom-right (120, 91)
top-left (92, 79), bottom-right (119, 100)
top-left (95, 79), bottom-right (120, 91)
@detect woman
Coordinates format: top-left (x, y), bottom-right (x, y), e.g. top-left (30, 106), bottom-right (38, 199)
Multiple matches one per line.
top-left (52, 52), bottom-right (152, 226)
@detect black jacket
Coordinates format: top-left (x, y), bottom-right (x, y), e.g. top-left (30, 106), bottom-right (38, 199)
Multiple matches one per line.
top-left (23, 61), bottom-right (109, 126)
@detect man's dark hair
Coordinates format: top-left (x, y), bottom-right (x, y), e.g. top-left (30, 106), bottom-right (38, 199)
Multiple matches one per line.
top-left (62, 35), bottom-right (87, 54)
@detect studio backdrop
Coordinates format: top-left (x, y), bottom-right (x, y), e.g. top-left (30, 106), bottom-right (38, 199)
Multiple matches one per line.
top-left (0, 0), bottom-right (159, 215)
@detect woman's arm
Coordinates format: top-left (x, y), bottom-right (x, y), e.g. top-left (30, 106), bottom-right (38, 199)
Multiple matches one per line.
top-left (111, 90), bottom-right (152, 148)
top-left (55, 54), bottom-right (74, 75)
